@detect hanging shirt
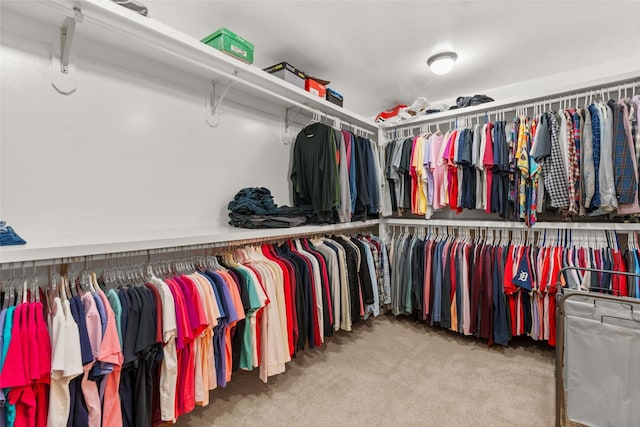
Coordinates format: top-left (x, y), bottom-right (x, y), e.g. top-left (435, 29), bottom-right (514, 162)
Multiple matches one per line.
top-left (593, 103), bottom-right (617, 213)
top-left (148, 276), bottom-right (178, 422)
top-left (612, 100), bottom-right (640, 214)
top-left (291, 123), bottom-right (339, 221)
top-left (335, 129), bottom-right (352, 222)
top-left (543, 112), bottom-right (570, 209)
top-left (46, 299), bottom-right (83, 427)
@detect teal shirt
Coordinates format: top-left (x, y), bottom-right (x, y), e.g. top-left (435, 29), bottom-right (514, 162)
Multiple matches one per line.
top-left (106, 289), bottom-right (123, 348)
top-left (237, 267), bottom-right (267, 371)
top-left (2, 306), bottom-right (16, 427)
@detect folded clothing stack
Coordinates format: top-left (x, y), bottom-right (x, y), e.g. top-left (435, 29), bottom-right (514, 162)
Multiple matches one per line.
top-left (449, 94), bottom-right (494, 110)
top-left (0, 221), bottom-right (26, 246)
top-left (228, 187), bottom-right (317, 229)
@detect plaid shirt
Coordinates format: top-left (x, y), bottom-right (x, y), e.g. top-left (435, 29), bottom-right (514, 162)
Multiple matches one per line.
top-left (565, 110), bottom-right (580, 216)
top-left (542, 112), bottom-right (570, 208)
top-left (365, 237), bottom-right (384, 303)
top-left (371, 236), bottom-right (391, 305)
top-left (632, 96), bottom-right (640, 200)
top-left (611, 100), bottom-right (638, 203)
top-left (588, 104), bottom-right (602, 209)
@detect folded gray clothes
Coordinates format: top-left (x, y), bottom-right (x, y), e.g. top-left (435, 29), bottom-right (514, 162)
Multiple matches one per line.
top-left (228, 212), bottom-right (307, 229)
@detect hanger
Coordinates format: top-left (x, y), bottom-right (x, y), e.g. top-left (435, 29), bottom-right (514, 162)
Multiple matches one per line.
top-left (304, 110), bottom-right (321, 129)
top-left (1, 266), bottom-right (9, 310)
top-left (30, 261), bottom-right (40, 303)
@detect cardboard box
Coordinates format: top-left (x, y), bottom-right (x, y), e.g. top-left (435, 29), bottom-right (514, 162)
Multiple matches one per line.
top-left (305, 78), bottom-right (326, 98)
top-left (326, 87), bottom-right (343, 107)
top-left (201, 28), bottom-right (254, 64)
top-left (263, 62), bottom-right (306, 90)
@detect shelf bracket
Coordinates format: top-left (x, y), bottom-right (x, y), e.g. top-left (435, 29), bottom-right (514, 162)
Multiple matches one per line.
top-left (284, 107), bottom-right (302, 132)
top-left (281, 106), bottom-right (303, 145)
top-left (206, 77), bottom-right (235, 128)
top-left (52, 7), bottom-right (83, 95)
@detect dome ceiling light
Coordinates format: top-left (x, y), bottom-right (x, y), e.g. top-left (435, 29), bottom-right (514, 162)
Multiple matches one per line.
top-left (427, 52), bottom-right (458, 75)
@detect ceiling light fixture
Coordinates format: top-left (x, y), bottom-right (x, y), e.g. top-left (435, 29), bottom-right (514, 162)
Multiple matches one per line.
top-left (427, 52), bottom-right (458, 75)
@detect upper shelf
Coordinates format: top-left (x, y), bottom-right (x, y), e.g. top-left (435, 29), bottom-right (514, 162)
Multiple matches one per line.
top-left (1, 0), bottom-right (377, 132)
top-left (380, 70), bottom-right (640, 130)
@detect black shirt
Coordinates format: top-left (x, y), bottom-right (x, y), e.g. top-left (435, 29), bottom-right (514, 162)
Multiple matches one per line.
top-left (291, 123), bottom-right (339, 220)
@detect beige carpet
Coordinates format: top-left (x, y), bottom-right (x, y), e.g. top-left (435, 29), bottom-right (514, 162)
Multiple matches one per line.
top-left (178, 314), bottom-right (555, 427)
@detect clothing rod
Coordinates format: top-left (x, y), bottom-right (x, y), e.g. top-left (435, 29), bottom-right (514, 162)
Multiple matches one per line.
top-left (385, 76), bottom-right (640, 134)
top-left (383, 220), bottom-right (639, 232)
top-left (0, 227), bottom-right (376, 269)
top-left (240, 79), bottom-right (376, 136)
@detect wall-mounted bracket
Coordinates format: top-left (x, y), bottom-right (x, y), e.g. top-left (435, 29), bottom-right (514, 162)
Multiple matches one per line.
top-left (206, 77), bottom-right (236, 127)
top-left (52, 7), bottom-right (83, 95)
top-left (284, 106), bottom-right (302, 132)
top-left (281, 106), bottom-right (304, 145)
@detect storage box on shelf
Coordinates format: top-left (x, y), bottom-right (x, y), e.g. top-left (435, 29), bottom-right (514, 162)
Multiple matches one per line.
top-left (201, 27), bottom-right (254, 64)
top-left (326, 88), bottom-right (343, 107)
top-left (263, 62), bottom-right (307, 90)
top-left (305, 78), bottom-right (326, 98)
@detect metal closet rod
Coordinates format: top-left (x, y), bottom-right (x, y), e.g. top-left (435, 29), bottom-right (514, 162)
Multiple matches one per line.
top-left (0, 227), bottom-right (373, 270)
top-left (388, 78), bottom-right (640, 136)
top-left (292, 106), bottom-right (376, 137)
top-left (233, 76), bottom-right (375, 136)
top-left (0, 240), bottom-right (252, 270)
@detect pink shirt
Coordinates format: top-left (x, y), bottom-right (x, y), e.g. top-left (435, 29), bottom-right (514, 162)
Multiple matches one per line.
top-left (97, 291), bottom-right (123, 427)
top-left (82, 292), bottom-right (102, 358)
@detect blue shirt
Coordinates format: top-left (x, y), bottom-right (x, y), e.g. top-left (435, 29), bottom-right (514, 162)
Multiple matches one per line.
top-left (92, 293), bottom-right (107, 337)
top-left (71, 295), bottom-right (93, 365)
top-left (118, 289), bottom-right (130, 347)
top-left (588, 104), bottom-right (602, 209)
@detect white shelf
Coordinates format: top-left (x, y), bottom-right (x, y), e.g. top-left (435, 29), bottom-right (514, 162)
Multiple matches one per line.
top-left (0, 220), bottom-right (380, 264)
top-left (380, 70), bottom-right (640, 131)
top-left (382, 218), bottom-right (640, 232)
top-left (2, 0), bottom-right (377, 132)
top-left (0, 219), bottom-right (380, 264)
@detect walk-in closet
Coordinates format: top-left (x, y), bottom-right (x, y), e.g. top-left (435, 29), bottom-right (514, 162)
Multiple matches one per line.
top-left (1, 1), bottom-right (639, 426)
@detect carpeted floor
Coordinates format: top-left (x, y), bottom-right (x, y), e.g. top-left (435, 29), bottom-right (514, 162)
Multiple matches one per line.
top-left (178, 314), bottom-right (555, 427)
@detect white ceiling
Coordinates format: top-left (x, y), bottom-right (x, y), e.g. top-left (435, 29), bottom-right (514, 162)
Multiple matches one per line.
top-left (143, 0), bottom-right (639, 117)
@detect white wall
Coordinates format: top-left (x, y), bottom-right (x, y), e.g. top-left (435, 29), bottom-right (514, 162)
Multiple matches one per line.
top-left (0, 24), bottom-right (293, 247)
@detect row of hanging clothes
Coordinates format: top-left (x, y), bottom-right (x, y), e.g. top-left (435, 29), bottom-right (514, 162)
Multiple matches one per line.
top-left (560, 230), bottom-right (640, 299)
top-left (382, 84), bottom-right (640, 227)
top-left (385, 225), bottom-right (639, 347)
top-left (0, 232), bottom-right (390, 427)
top-left (291, 113), bottom-right (382, 223)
